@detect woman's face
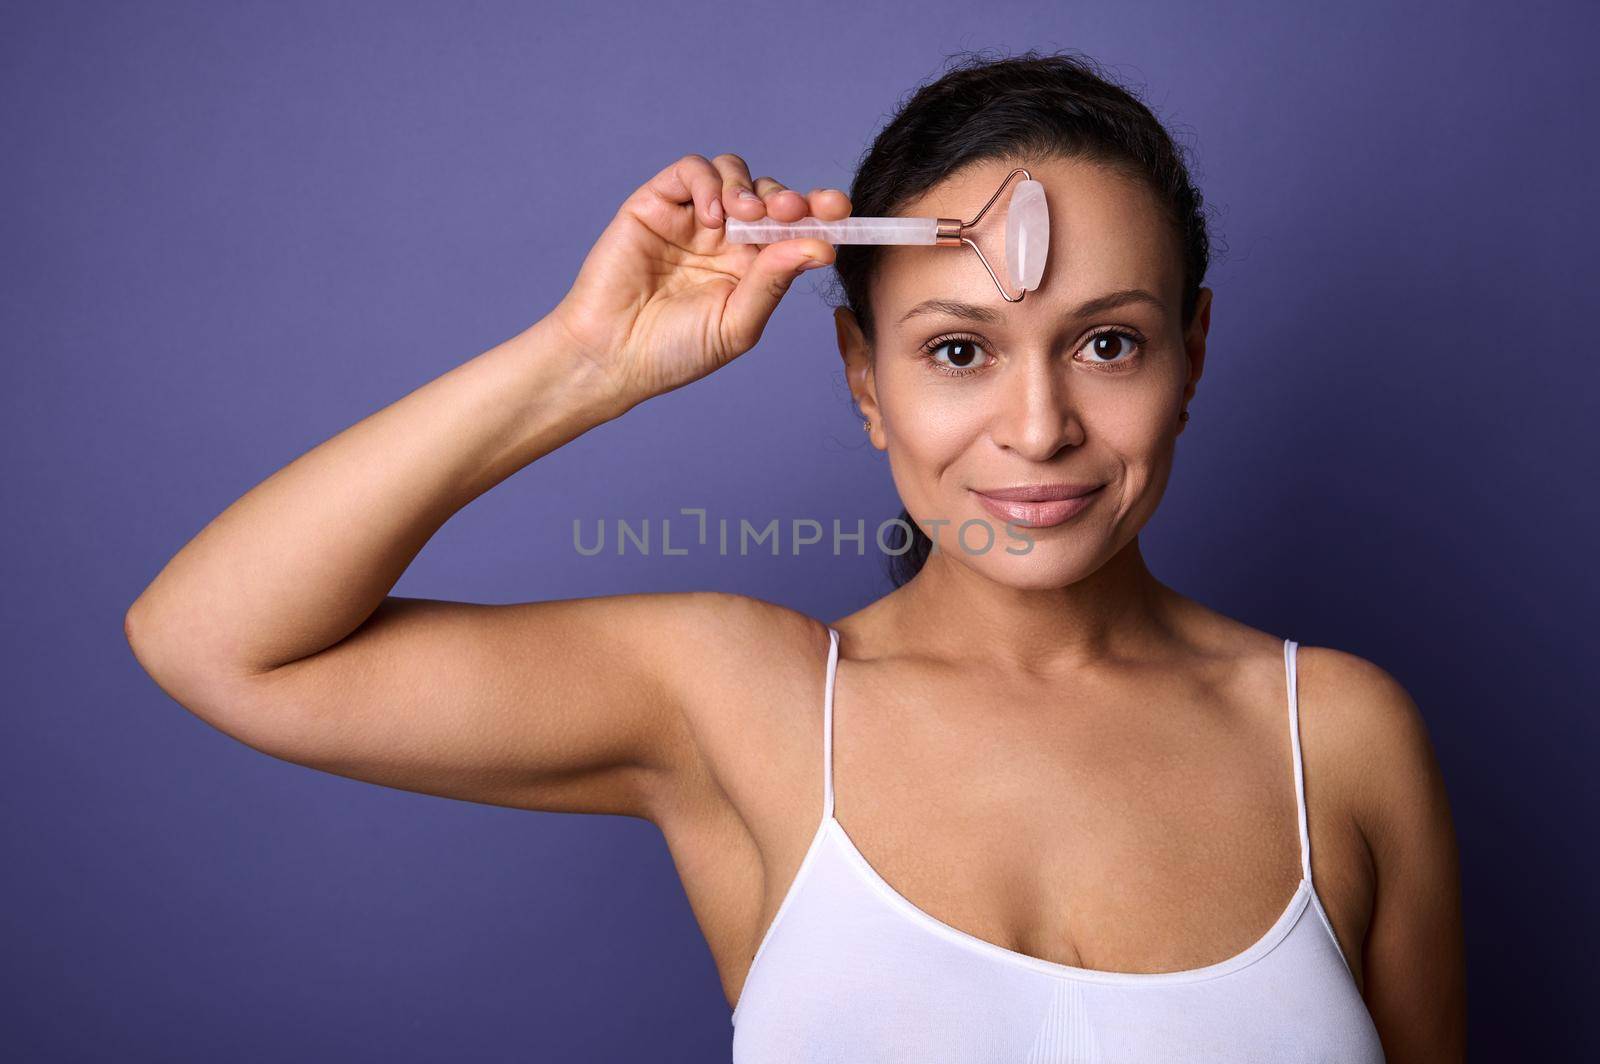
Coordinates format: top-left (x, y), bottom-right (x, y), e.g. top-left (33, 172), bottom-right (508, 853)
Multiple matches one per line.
top-left (838, 156), bottom-right (1211, 590)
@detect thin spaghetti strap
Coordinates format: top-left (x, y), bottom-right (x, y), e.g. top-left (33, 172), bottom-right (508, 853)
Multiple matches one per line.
top-left (1284, 638), bottom-right (1314, 883)
top-left (821, 626), bottom-right (840, 821)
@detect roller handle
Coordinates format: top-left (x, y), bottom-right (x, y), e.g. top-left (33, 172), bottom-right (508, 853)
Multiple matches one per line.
top-left (723, 216), bottom-right (940, 245)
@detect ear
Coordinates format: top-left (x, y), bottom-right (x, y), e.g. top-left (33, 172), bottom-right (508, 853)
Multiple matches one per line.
top-left (1179, 287), bottom-right (1212, 429)
top-left (834, 306), bottom-right (882, 446)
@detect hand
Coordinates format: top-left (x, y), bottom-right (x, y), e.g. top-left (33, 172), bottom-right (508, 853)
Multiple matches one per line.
top-left (543, 152), bottom-right (851, 411)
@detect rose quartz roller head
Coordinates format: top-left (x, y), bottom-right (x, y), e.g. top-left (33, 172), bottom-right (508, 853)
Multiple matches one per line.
top-left (723, 167), bottom-right (1048, 302)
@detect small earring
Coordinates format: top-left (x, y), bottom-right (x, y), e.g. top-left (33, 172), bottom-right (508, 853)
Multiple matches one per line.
top-left (1179, 409), bottom-right (1190, 423)
top-left (863, 418), bottom-right (872, 432)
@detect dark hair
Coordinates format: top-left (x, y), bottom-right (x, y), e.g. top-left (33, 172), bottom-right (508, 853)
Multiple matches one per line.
top-left (823, 48), bottom-right (1214, 589)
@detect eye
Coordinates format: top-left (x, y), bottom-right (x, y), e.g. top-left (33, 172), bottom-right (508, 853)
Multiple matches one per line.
top-left (1076, 328), bottom-right (1145, 369)
top-left (920, 334), bottom-right (990, 377)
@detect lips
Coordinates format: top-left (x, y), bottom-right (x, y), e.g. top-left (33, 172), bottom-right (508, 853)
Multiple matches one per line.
top-left (970, 483), bottom-right (1104, 528)
top-left (970, 482), bottom-right (1103, 502)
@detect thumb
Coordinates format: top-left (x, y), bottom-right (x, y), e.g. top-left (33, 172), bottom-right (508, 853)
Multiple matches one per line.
top-left (720, 240), bottom-right (834, 355)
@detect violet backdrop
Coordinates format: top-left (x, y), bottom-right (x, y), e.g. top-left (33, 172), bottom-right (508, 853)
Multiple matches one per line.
top-left (3, 1), bottom-right (1594, 1058)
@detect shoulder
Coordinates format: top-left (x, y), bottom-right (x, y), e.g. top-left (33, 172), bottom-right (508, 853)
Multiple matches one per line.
top-left (659, 590), bottom-right (833, 691)
top-left (1293, 644), bottom-right (1453, 864)
top-left (645, 591), bottom-right (833, 812)
top-left (1295, 643), bottom-right (1467, 1053)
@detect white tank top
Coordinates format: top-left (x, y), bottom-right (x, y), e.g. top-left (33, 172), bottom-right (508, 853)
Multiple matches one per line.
top-left (730, 628), bottom-right (1386, 1062)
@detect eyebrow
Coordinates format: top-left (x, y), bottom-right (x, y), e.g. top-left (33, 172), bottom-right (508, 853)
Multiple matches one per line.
top-left (896, 288), bottom-right (1169, 326)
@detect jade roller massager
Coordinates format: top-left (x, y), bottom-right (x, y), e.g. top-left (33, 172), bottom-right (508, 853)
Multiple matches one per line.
top-left (724, 168), bottom-right (1048, 301)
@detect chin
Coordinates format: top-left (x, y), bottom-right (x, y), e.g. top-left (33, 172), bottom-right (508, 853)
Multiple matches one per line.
top-left (948, 540), bottom-right (1100, 591)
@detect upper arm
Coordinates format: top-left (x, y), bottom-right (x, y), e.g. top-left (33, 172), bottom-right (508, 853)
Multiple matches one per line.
top-left (1324, 650), bottom-right (1467, 1063)
top-left (130, 590), bottom-right (779, 823)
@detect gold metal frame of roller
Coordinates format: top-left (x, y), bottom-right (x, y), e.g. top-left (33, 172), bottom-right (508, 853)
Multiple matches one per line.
top-left (935, 166), bottom-right (1036, 303)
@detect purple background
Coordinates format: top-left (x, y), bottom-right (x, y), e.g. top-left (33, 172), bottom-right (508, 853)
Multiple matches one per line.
top-left (4, 1), bottom-right (1594, 1058)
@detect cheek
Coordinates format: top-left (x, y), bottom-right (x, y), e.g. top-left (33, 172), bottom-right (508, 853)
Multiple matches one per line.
top-left (1089, 388), bottom-right (1180, 521)
top-left (1082, 358), bottom-right (1185, 444)
top-left (875, 370), bottom-right (986, 522)
top-left (1090, 390), bottom-right (1174, 449)
top-left (877, 366), bottom-right (987, 460)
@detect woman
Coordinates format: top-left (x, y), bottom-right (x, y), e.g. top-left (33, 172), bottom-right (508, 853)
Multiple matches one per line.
top-left (126, 51), bottom-right (1465, 1061)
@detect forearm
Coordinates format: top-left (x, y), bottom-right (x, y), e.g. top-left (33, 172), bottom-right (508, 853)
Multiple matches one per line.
top-left (126, 314), bottom-right (628, 683)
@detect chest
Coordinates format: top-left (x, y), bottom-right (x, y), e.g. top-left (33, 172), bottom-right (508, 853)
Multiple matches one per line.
top-left (824, 697), bottom-right (1310, 974)
top-left (729, 807), bottom-right (1381, 1062)
top-left (668, 649), bottom-right (1374, 1013)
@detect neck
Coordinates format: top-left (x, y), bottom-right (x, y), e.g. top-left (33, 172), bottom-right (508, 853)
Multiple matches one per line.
top-left (887, 535), bottom-right (1184, 674)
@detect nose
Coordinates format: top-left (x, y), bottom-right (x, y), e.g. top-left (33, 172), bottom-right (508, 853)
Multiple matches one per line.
top-left (987, 357), bottom-right (1084, 461)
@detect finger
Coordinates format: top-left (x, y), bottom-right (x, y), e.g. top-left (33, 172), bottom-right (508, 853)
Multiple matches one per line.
top-left (751, 176), bottom-right (810, 222)
top-left (709, 155), bottom-right (852, 223)
top-left (642, 153), bottom-right (727, 229)
top-left (805, 187), bottom-right (853, 221)
top-left (754, 181), bottom-right (851, 222)
top-left (720, 240), bottom-right (836, 355)
top-left (711, 153), bottom-right (769, 220)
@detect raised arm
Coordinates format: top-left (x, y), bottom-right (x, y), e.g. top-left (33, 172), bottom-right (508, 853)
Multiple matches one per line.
top-left (124, 153), bottom-right (851, 824)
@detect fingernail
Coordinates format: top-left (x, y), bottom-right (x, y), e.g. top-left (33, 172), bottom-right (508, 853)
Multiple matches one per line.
top-left (738, 188), bottom-right (759, 201)
top-left (799, 259), bottom-right (827, 271)
top-left (709, 198), bottom-right (724, 222)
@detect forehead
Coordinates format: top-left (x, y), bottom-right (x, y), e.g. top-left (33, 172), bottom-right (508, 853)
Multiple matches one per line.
top-left (873, 157), bottom-right (1183, 329)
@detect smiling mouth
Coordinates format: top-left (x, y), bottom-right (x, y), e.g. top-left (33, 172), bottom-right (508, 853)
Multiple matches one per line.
top-left (969, 484), bottom-right (1104, 528)
top-left (969, 482), bottom-right (1103, 501)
